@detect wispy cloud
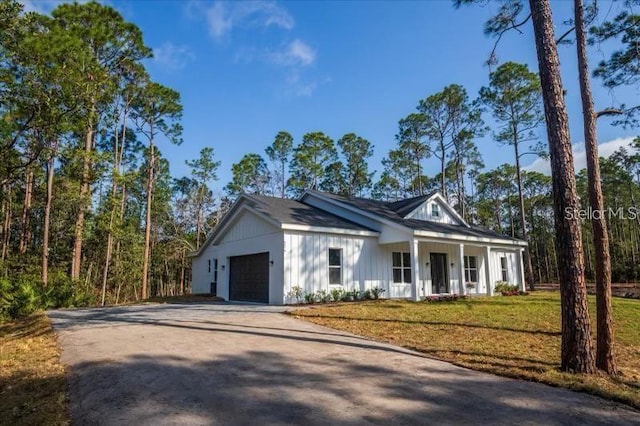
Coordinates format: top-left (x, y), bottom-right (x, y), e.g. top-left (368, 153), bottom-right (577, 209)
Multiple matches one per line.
top-left (189, 0), bottom-right (294, 41)
top-left (20, 0), bottom-right (67, 14)
top-left (153, 42), bottom-right (194, 71)
top-left (524, 136), bottom-right (637, 175)
top-left (270, 39), bottom-right (316, 67)
top-left (187, 1), bottom-right (326, 96)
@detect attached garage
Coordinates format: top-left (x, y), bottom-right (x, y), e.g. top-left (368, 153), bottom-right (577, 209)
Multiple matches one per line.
top-left (229, 252), bottom-right (270, 303)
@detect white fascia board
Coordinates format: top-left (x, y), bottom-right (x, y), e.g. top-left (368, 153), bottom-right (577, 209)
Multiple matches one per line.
top-left (281, 223), bottom-right (379, 237)
top-left (413, 230), bottom-right (528, 247)
top-left (302, 191), bottom-right (409, 232)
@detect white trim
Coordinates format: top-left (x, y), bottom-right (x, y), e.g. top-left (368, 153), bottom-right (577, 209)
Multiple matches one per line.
top-left (281, 224), bottom-right (379, 237)
top-left (413, 230), bottom-right (528, 247)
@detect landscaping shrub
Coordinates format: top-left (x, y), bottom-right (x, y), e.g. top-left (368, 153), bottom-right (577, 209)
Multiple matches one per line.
top-left (304, 292), bottom-right (316, 304)
top-left (330, 288), bottom-right (344, 302)
top-left (494, 281), bottom-right (519, 296)
top-left (370, 286), bottom-right (385, 299)
top-left (286, 285), bottom-right (304, 304)
top-left (316, 289), bottom-right (332, 303)
top-left (423, 294), bottom-right (468, 302)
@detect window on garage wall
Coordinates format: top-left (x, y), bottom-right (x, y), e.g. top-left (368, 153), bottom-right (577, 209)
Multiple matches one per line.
top-left (392, 252), bottom-right (412, 283)
top-left (328, 248), bottom-right (342, 285)
top-left (211, 258), bottom-right (218, 295)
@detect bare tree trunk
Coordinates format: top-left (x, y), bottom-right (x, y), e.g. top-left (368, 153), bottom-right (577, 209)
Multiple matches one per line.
top-left (1, 184), bottom-right (12, 262)
top-left (101, 108), bottom-right (128, 306)
top-left (141, 141), bottom-right (154, 300)
top-left (574, 0), bottom-right (616, 374)
top-left (71, 123), bottom-right (94, 280)
top-left (440, 142), bottom-right (446, 199)
top-left (514, 141), bottom-right (536, 290)
top-left (42, 146), bottom-right (56, 286)
top-left (529, 0), bottom-right (596, 373)
top-left (18, 167), bottom-right (33, 255)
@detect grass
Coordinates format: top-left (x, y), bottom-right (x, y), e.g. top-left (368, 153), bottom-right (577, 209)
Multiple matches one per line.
top-left (291, 291), bottom-right (640, 409)
top-left (0, 313), bottom-right (69, 425)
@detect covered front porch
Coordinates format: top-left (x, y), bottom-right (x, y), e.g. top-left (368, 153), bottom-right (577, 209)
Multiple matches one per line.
top-left (384, 239), bottom-right (526, 301)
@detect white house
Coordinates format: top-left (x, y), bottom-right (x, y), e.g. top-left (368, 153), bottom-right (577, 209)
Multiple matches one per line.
top-left (190, 190), bottom-right (527, 304)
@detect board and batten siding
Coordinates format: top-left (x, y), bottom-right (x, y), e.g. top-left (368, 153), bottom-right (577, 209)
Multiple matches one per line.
top-left (406, 200), bottom-right (458, 224)
top-left (488, 250), bottom-right (521, 288)
top-left (283, 231), bottom-right (411, 302)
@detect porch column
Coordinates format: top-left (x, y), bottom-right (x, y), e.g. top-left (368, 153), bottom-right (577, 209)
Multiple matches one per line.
top-left (457, 243), bottom-right (465, 295)
top-left (410, 238), bottom-right (420, 301)
top-left (517, 248), bottom-right (526, 292)
top-left (484, 245), bottom-right (493, 296)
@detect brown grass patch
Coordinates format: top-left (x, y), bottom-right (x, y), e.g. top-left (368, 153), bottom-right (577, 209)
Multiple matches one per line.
top-left (291, 292), bottom-right (640, 409)
top-left (0, 313), bottom-right (68, 425)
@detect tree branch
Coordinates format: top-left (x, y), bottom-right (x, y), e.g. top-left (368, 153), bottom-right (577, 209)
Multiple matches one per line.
top-left (596, 108), bottom-right (624, 118)
top-left (488, 13), bottom-right (532, 66)
top-left (556, 26), bottom-right (575, 45)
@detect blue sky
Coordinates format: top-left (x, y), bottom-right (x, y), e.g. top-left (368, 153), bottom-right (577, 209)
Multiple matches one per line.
top-left (25, 0), bottom-right (639, 187)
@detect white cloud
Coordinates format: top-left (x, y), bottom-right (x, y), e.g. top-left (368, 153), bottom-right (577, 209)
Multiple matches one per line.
top-left (196, 1), bottom-right (294, 41)
top-left (153, 42), bottom-right (194, 71)
top-left (524, 136), bottom-right (637, 175)
top-left (271, 39), bottom-right (316, 66)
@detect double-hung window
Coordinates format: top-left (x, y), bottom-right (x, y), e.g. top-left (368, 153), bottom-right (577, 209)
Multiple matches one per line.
top-left (392, 252), bottom-right (412, 284)
top-left (328, 249), bottom-right (342, 285)
top-left (463, 256), bottom-right (478, 283)
top-left (500, 257), bottom-right (508, 282)
top-left (431, 203), bottom-right (440, 218)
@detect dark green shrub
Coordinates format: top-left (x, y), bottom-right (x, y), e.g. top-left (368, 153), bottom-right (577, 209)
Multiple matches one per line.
top-left (9, 275), bottom-right (42, 319)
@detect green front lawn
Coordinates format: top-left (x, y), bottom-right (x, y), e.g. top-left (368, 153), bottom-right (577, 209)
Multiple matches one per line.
top-left (291, 292), bottom-right (640, 409)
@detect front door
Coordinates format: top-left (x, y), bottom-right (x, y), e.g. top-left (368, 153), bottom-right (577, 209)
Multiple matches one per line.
top-left (430, 252), bottom-right (449, 294)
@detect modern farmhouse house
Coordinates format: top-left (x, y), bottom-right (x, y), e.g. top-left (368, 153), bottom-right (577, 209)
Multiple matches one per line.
top-left (191, 190), bottom-right (527, 304)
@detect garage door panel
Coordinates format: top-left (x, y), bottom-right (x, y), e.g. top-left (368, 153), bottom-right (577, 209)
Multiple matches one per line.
top-left (229, 252), bottom-right (269, 303)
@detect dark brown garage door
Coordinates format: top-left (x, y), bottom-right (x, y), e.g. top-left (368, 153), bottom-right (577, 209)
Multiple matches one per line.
top-left (229, 252), bottom-right (269, 303)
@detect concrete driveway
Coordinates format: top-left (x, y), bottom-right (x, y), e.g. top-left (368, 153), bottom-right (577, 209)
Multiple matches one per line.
top-left (49, 303), bottom-right (639, 425)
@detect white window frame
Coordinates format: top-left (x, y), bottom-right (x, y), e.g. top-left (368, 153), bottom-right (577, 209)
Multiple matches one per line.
top-left (464, 255), bottom-right (478, 284)
top-left (328, 248), bottom-right (342, 285)
top-left (500, 257), bottom-right (508, 282)
top-left (431, 203), bottom-right (440, 218)
top-left (392, 252), bottom-right (412, 284)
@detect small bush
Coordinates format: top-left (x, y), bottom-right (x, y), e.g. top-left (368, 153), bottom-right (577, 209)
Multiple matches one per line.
top-left (370, 286), bottom-right (385, 299)
top-left (330, 288), bottom-right (344, 302)
top-left (423, 294), bottom-right (468, 302)
top-left (362, 289), bottom-right (372, 300)
top-left (304, 292), bottom-right (316, 304)
top-left (494, 281), bottom-right (519, 296)
top-left (316, 289), bottom-right (331, 303)
top-left (287, 285), bottom-right (304, 304)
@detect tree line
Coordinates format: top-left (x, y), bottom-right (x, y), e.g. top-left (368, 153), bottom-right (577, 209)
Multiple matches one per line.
top-left (0, 0), bottom-right (216, 313)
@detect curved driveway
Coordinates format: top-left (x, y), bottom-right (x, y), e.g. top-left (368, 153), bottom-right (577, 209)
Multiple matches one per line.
top-left (49, 303), bottom-right (639, 425)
